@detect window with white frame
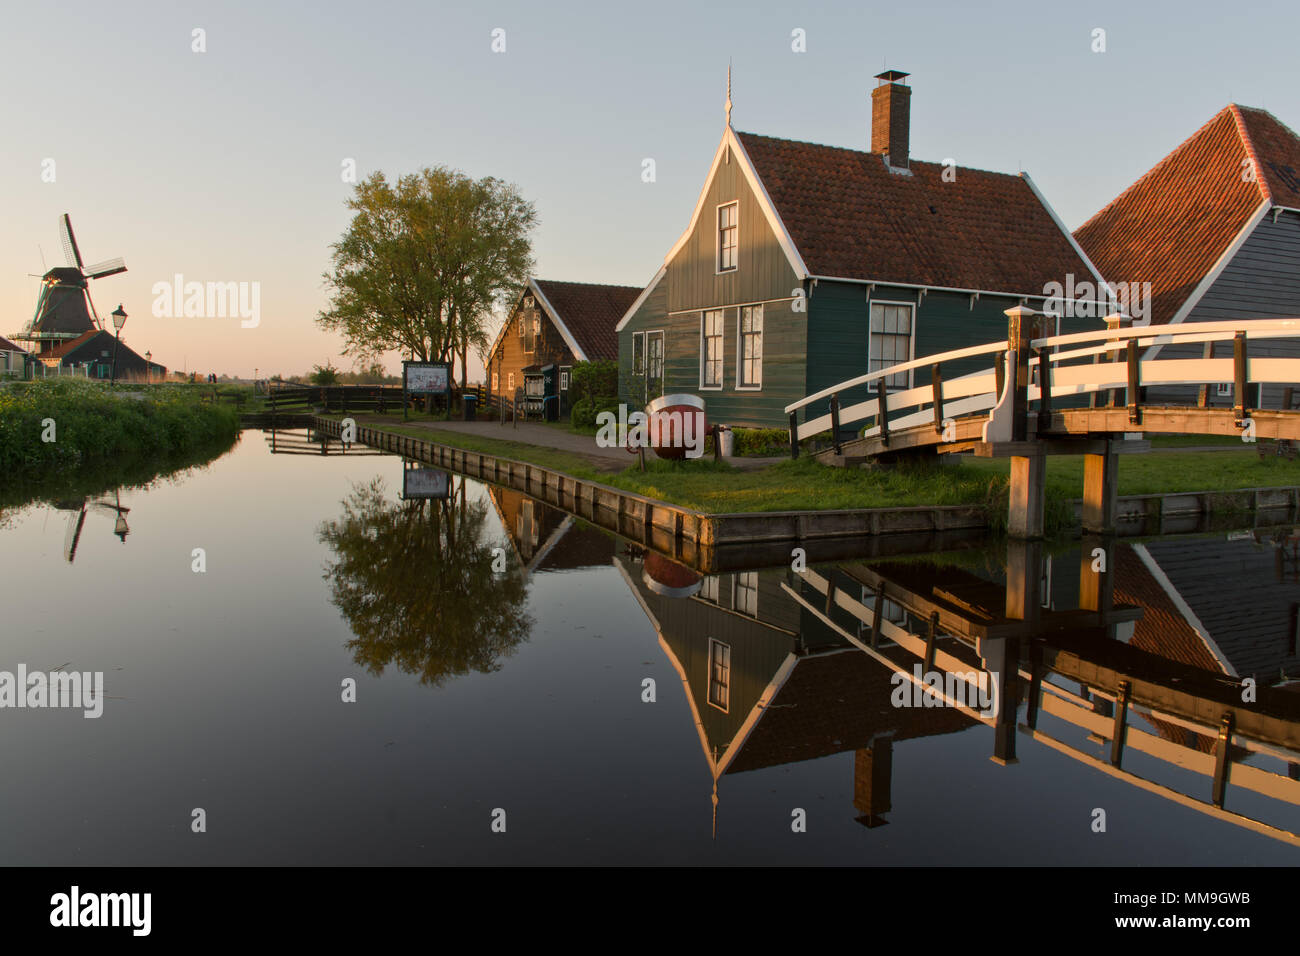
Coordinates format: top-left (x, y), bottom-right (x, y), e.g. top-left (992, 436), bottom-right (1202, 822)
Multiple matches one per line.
top-left (508, 372), bottom-right (515, 392)
top-left (1217, 382), bottom-right (1232, 397)
top-left (708, 639), bottom-right (731, 711)
top-left (632, 332), bottom-right (645, 376)
top-left (646, 331), bottom-right (664, 397)
top-left (700, 310), bottom-right (724, 388)
top-left (859, 586), bottom-right (906, 640)
top-left (699, 575), bottom-right (720, 604)
top-left (869, 302), bottom-right (914, 389)
top-left (559, 368), bottom-right (570, 391)
top-left (492, 371), bottom-right (499, 392)
top-left (717, 202), bottom-right (738, 272)
top-left (738, 305), bottom-right (763, 388)
top-left (518, 316), bottom-right (525, 338)
top-left (734, 571), bottom-right (758, 617)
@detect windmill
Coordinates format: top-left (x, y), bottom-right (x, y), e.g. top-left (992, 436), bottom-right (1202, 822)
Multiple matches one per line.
top-left (13, 214), bottom-right (127, 354)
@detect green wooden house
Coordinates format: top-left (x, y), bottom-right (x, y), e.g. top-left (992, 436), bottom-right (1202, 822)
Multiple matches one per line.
top-left (616, 71), bottom-right (1107, 429)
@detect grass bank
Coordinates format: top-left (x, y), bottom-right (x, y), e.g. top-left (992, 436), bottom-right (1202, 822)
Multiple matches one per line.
top-left (0, 379), bottom-right (241, 483)
top-left (326, 416), bottom-right (1300, 536)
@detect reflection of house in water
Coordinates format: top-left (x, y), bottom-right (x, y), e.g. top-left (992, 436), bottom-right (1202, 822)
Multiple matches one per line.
top-left (487, 488), bottom-right (615, 575)
top-left (615, 529), bottom-right (1300, 845)
top-left (614, 553), bottom-right (975, 829)
top-left (1036, 535), bottom-right (1300, 688)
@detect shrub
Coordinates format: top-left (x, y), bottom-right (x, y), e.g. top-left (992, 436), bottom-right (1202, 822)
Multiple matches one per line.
top-left (569, 360), bottom-right (618, 406)
top-left (570, 395), bottom-right (622, 431)
top-left (730, 427), bottom-right (789, 457)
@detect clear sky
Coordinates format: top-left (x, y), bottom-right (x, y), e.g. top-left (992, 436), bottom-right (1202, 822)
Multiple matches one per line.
top-left (3, 0), bottom-right (1296, 379)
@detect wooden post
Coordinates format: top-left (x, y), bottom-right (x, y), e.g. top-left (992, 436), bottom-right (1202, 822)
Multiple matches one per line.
top-left (1082, 442), bottom-right (1120, 535)
top-left (1007, 451), bottom-right (1046, 539)
top-left (788, 411), bottom-right (799, 460)
top-left (1234, 331), bottom-right (1249, 422)
top-left (830, 393), bottom-right (842, 455)
top-left (1036, 344), bottom-right (1052, 434)
top-left (877, 378), bottom-right (890, 447)
top-left (924, 611), bottom-right (939, 673)
top-left (1110, 680), bottom-right (1131, 767)
top-left (994, 351), bottom-right (1005, 400)
top-left (870, 582), bottom-right (885, 649)
top-left (1212, 712), bottom-right (1235, 808)
top-left (1126, 339), bottom-right (1141, 425)
top-left (931, 364), bottom-right (944, 434)
top-left (1005, 306), bottom-right (1034, 442)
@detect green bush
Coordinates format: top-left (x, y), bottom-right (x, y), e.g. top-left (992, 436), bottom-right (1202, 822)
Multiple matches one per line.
top-left (569, 360), bottom-right (618, 406)
top-left (730, 427), bottom-right (789, 457)
top-left (0, 379), bottom-right (241, 482)
top-left (570, 395), bottom-right (622, 431)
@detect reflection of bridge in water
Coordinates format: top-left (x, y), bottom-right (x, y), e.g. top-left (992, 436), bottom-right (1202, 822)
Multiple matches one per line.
top-left (263, 427), bottom-right (388, 457)
top-left (612, 528), bottom-right (1300, 845)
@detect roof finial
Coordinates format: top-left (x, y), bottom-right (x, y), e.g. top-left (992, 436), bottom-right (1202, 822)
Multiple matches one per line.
top-left (725, 61), bottom-right (733, 127)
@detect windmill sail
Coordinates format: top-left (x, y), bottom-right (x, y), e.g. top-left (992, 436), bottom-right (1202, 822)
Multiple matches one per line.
top-left (86, 258), bottom-right (126, 279)
top-left (60, 214), bottom-right (84, 269)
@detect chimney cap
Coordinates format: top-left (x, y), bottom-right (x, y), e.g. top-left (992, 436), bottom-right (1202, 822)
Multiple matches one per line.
top-left (874, 69), bottom-right (910, 84)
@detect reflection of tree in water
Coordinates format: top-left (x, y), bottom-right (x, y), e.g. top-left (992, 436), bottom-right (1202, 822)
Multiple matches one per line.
top-left (318, 477), bottom-right (531, 686)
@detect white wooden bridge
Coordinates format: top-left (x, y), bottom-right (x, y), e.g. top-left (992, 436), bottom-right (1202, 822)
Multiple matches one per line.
top-left (784, 307), bottom-right (1300, 536)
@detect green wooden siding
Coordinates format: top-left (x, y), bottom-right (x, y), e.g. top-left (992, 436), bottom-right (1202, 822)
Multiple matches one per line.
top-left (667, 144), bottom-right (801, 313)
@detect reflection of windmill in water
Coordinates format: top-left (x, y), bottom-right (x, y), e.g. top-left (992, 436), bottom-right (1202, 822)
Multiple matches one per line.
top-left (14, 214), bottom-right (127, 355)
top-left (58, 491), bottom-right (130, 563)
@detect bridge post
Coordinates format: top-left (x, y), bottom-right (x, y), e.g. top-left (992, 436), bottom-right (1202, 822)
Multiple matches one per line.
top-left (788, 411), bottom-right (799, 459)
top-left (1082, 441), bottom-right (1120, 534)
top-left (1101, 313), bottom-right (1130, 409)
top-left (1008, 451), bottom-right (1046, 538)
top-left (1005, 306), bottom-right (1034, 442)
top-left (830, 393), bottom-right (842, 455)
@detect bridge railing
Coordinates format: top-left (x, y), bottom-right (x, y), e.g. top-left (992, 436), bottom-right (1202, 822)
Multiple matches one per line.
top-left (784, 310), bottom-right (1300, 455)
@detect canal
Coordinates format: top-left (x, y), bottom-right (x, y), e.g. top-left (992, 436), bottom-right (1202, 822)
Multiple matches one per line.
top-left (2, 428), bottom-right (1298, 864)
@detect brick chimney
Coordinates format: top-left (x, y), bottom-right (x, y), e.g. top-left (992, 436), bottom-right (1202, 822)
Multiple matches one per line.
top-left (871, 69), bottom-right (911, 169)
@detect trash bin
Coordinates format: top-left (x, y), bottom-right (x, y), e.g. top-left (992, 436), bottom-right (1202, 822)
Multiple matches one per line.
top-left (716, 425), bottom-right (734, 457)
top-left (464, 394), bottom-right (477, 421)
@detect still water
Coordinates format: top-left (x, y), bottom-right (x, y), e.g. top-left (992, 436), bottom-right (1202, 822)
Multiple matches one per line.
top-left (2, 429), bottom-right (1299, 865)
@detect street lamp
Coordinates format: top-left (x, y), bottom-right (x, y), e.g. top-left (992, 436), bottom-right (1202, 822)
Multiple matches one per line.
top-left (145, 351), bottom-right (152, 384)
top-left (109, 305), bottom-right (128, 384)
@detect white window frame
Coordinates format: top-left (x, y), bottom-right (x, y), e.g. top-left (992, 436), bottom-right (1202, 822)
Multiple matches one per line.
top-left (645, 329), bottom-right (665, 398)
top-left (492, 370), bottom-right (499, 393)
top-left (733, 571), bottom-right (758, 617)
top-left (507, 372), bottom-right (515, 392)
top-left (1217, 382), bottom-right (1233, 397)
top-left (868, 300), bottom-right (916, 390)
top-left (632, 331), bottom-right (646, 376)
top-left (736, 304), bottom-right (763, 390)
top-left (559, 366), bottom-right (571, 391)
top-left (707, 638), bottom-right (731, 712)
top-left (716, 201), bottom-right (738, 274)
top-left (699, 309), bottom-right (724, 390)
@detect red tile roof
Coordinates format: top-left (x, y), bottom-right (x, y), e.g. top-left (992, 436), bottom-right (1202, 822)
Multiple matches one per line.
top-left (532, 279), bottom-right (642, 361)
top-left (0, 335), bottom-right (25, 353)
top-left (1074, 105), bottom-right (1300, 326)
top-left (734, 130), bottom-right (1095, 296)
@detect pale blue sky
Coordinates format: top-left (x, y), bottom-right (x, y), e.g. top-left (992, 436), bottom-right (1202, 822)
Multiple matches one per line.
top-left (2, 0), bottom-right (1295, 377)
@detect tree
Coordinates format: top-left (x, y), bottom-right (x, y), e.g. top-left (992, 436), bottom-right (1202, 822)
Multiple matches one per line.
top-left (317, 477), bottom-right (532, 686)
top-left (318, 167), bottom-right (536, 388)
top-left (310, 362), bottom-right (340, 385)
